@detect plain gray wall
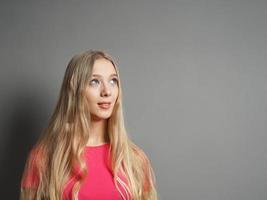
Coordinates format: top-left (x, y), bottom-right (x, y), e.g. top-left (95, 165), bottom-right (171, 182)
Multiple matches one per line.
top-left (1, 0), bottom-right (267, 199)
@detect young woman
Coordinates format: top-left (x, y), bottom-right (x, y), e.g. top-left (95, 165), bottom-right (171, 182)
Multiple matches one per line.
top-left (20, 50), bottom-right (158, 200)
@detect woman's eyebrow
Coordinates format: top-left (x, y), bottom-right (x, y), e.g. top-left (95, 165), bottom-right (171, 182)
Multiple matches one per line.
top-left (92, 73), bottom-right (118, 77)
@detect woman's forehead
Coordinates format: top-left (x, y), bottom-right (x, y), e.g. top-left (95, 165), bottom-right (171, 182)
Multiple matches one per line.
top-left (92, 58), bottom-right (117, 76)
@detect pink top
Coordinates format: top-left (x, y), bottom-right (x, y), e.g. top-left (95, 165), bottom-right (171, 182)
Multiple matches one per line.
top-left (22, 143), bottom-right (130, 200)
top-left (63, 143), bottom-right (128, 200)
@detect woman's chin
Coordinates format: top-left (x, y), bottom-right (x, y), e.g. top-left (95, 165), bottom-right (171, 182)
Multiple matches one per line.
top-left (91, 112), bottom-right (111, 121)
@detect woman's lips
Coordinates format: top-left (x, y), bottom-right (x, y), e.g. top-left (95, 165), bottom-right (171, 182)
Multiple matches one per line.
top-left (97, 103), bottom-right (111, 109)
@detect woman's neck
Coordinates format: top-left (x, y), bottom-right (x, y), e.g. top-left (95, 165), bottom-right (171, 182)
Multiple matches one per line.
top-left (87, 118), bottom-right (109, 146)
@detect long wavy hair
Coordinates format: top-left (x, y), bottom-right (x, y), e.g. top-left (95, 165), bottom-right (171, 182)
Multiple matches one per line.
top-left (20, 50), bottom-right (157, 200)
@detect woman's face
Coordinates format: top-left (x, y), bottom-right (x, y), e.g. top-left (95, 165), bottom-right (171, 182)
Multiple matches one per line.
top-left (85, 58), bottom-right (119, 121)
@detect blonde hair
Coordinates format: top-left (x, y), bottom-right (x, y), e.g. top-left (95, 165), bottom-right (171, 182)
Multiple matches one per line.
top-left (20, 50), bottom-right (158, 200)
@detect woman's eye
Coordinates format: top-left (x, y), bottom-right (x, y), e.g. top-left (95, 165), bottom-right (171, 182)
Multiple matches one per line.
top-left (89, 79), bottom-right (99, 86)
top-left (111, 78), bottom-right (118, 85)
top-left (89, 78), bottom-right (118, 86)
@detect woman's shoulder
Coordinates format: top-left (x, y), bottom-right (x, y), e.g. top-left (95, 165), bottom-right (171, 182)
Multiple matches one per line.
top-left (21, 145), bottom-right (46, 188)
top-left (129, 141), bottom-right (150, 163)
top-left (128, 141), bottom-right (156, 193)
top-left (27, 145), bottom-right (46, 166)
top-left (128, 141), bottom-right (154, 179)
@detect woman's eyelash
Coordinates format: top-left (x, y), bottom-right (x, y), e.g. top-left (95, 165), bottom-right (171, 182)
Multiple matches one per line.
top-left (90, 78), bottom-right (118, 85)
top-left (90, 79), bottom-right (99, 84)
top-left (112, 78), bottom-right (118, 82)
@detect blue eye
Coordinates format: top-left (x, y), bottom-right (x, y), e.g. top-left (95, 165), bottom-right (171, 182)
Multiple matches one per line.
top-left (89, 78), bottom-right (118, 87)
top-left (89, 79), bottom-right (99, 86)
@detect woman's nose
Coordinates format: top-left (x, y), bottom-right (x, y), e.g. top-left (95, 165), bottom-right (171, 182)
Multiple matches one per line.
top-left (101, 82), bottom-right (111, 97)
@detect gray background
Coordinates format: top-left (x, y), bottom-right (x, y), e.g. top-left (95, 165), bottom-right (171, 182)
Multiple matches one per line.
top-left (1, 0), bottom-right (267, 199)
